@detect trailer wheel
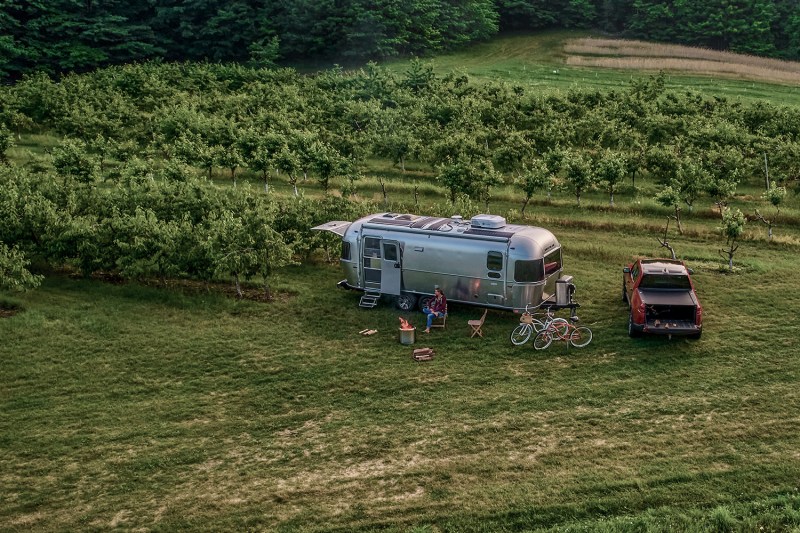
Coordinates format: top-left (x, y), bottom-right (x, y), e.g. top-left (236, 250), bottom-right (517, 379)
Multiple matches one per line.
top-left (395, 293), bottom-right (417, 312)
top-left (418, 296), bottom-right (434, 312)
top-left (628, 315), bottom-right (641, 338)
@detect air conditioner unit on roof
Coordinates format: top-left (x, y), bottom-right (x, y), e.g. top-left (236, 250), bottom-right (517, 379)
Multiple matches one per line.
top-left (470, 214), bottom-right (506, 229)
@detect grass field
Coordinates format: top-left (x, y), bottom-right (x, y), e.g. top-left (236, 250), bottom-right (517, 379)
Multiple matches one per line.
top-left (3, 212), bottom-right (800, 530)
top-left (382, 31), bottom-right (800, 108)
top-left (4, 31), bottom-right (800, 531)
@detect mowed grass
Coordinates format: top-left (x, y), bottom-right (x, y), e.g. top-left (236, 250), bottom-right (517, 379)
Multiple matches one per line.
top-left (382, 31), bottom-right (800, 107)
top-left (3, 199), bottom-right (800, 530)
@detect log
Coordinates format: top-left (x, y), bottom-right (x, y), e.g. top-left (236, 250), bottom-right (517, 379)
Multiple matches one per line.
top-left (413, 348), bottom-right (434, 356)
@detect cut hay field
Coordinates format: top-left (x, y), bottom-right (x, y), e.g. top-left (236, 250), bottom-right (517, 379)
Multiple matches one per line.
top-left (383, 31), bottom-right (800, 108)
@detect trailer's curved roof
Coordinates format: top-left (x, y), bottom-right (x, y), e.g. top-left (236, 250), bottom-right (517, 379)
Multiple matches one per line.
top-left (350, 212), bottom-right (557, 244)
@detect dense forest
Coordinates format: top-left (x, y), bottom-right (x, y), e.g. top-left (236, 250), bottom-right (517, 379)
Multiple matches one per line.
top-left (2, 0), bottom-right (799, 80)
top-left (1, 61), bottom-right (798, 290)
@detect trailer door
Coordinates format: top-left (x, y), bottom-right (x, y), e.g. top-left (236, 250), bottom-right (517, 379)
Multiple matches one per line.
top-left (380, 240), bottom-right (402, 296)
top-left (485, 250), bottom-right (506, 305)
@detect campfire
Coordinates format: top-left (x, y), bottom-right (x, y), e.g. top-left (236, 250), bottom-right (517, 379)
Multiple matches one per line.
top-left (399, 317), bottom-right (414, 330)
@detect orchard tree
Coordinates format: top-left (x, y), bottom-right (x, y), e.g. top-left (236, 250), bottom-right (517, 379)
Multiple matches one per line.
top-left (52, 139), bottom-right (99, 187)
top-left (753, 182), bottom-right (787, 241)
top-left (205, 194), bottom-right (293, 299)
top-left (114, 208), bottom-right (192, 285)
top-left (673, 159), bottom-right (708, 213)
top-left (436, 158), bottom-right (475, 204)
top-left (0, 242), bottom-right (43, 291)
top-left (493, 130), bottom-right (535, 174)
top-left (514, 159), bottom-right (552, 216)
top-left (654, 185), bottom-right (684, 235)
top-left (719, 207), bottom-right (746, 270)
top-left (703, 147), bottom-right (743, 213)
top-left (645, 145), bottom-right (680, 184)
top-left (561, 150), bottom-right (595, 206)
top-left (0, 126), bottom-right (13, 165)
top-left (473, 158), bottom-right (503, 212)
top-left (594, 149), bottom-right (626, 206)
top-left (274, 146), bottom-right (301, 196)
top-left (311, 142), bottom-right (349, 194)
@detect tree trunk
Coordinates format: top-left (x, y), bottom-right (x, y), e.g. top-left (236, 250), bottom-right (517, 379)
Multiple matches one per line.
top-left (264, 281), bottom-right (272, 301)
top-left (609, 190), bottom-right (614, 207)
top-left (263, 170), bottom-right (269, 193)
top-left (234, 273), bottom-right (242, 298)
top-left (674, 207), bottom-right (683, 235)
top-left (400, 156), bottom-right (406, 172)
top-left (521, 197), bottom-right (530, 216)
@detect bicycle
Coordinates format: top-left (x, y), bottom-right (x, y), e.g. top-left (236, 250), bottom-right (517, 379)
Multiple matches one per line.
top-left (532, 318), bottom-right (593, 350)
top-left (510, 305), bottom-right (570, 346)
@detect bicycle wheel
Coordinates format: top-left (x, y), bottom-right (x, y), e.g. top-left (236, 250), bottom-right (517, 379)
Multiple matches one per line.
top-left (510, 323), bottom-right (532, 345)
top-left (533, 330), bottom-right (553, 350)
top-left (569, 326), bottom-right (593, 348)
top-left (550, 318), bottom-right (570, 340)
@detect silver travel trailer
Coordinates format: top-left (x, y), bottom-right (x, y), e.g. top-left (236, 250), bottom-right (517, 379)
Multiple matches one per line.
top-left (313, 212), bottom-right (571, 312)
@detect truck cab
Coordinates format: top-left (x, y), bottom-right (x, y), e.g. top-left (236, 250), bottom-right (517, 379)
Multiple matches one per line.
top-left (623, 259), bottom-right (702, 338)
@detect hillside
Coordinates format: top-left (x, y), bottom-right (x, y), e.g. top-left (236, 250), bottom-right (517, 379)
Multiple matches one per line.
top-left (382, 32), bottom-right (800, 108)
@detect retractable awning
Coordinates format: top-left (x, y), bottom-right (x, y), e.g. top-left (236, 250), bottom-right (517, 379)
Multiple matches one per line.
top-left (311, 221), bottom-right (351, 237)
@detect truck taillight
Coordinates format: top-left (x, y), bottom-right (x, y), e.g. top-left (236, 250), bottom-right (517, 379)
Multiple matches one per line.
top-left (696, 305), bottom-right (703, 325)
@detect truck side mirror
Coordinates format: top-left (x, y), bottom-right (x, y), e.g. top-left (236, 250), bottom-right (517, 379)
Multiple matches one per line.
top-left (623, 267), bottom-right (630, 273)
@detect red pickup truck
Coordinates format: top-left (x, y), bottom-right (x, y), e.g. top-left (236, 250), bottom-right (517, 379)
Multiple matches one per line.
top-left (622, 258), bottom-right (703, 339)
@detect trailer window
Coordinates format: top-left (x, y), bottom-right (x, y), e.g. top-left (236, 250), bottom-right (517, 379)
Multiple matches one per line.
top-left (487, 251), bottom-right (503, 271)
top-left (543, 248), bottom-right (562, 276)
top-left (364, 237), bottom-right (381, 258)
top-left (341, 241), bottom-right (351, 260)
top-left (383, 243), bottom-right (398, 261)
top-left (514, 260), bottom-right (544, 282)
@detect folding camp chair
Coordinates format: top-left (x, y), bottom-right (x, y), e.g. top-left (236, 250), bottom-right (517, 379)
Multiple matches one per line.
top-left (468, 309), bottom-right (488, 338)
top-left (430, 305), bottom-right (447, 329)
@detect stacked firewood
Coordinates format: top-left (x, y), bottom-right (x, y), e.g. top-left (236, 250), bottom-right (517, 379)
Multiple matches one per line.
top-left (412, 347), bottom-right (435, 362)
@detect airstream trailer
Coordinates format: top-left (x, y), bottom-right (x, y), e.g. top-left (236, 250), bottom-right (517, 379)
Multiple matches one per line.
top-left (313, 213), bottom-right (570, 312)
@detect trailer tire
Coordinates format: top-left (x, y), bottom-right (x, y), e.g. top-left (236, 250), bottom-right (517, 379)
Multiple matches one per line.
top-left (395, 293), bottom-right (417, 312)
top-left (418, 296), bottom-right (434, 312)
top-left (628, 315), bottom-right (641, 338)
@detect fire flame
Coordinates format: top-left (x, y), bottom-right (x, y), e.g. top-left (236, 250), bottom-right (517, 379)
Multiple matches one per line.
top-left (398, 317), bottom-right (414, 330)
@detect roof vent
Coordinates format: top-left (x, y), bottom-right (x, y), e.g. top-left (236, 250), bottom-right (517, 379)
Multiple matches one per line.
top-left (470, 214), bottom-right (506, 229)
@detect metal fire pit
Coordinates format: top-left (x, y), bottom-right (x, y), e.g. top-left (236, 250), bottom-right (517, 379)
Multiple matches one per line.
top-left (399, 327), bottom-right (416, 345)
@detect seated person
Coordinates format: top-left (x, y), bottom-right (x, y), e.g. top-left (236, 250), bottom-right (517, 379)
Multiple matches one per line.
top-left (422, 288), bottom-right (447, 333)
